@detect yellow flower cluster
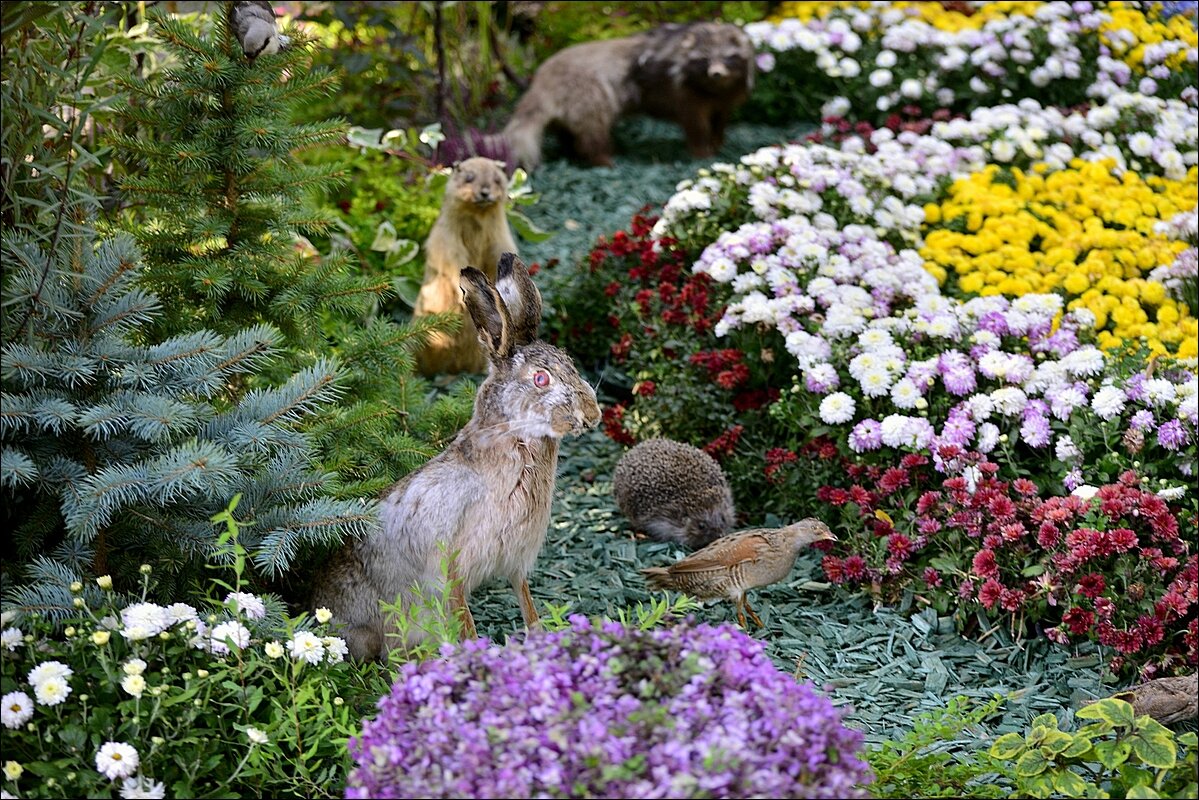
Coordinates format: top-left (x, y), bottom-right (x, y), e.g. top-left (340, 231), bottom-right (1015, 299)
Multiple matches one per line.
top-left (770, 2), bottom-right (1050, 31)
top-left (921, 160), bottom-right (1198, 359)
top-left (1101, 2), bottom-right (1198, 71)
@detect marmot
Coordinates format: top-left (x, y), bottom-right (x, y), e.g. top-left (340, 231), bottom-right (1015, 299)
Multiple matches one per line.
top-left (413, 157), bottom-right (518, 375)
top-left (503, 21), bottom-right (755, 170)
top-left (613, 438), bottom-right (736, 549)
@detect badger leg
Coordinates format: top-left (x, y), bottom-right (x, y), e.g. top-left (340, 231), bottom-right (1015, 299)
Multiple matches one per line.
top-left (679, 104), bottom-right (716, 158)
top-left (512, 576), bottom-right (542, 630)
top-left (573, 126), bottom-right (615, 167)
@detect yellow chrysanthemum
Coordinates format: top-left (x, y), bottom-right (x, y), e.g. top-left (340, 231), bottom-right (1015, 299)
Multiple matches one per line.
top-left (921, 160), bottom-right (1197, 358)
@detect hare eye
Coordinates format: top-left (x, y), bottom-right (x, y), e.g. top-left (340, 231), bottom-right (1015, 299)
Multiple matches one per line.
top-left (532, 370), bottom-right (551, 388)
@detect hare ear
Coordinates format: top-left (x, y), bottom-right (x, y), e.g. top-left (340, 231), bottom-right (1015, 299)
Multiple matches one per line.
top-left (460, 266), bottom-right (513, 359)
top-left (495, 253), bottom-right (542, 346)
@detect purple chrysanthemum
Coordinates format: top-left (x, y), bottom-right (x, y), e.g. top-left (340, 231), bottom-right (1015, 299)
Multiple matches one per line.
top-left (346, 618), bottom-right (872, 799)
top-left (1157, 419), bottom-right (1188, 450)
top-left (848, 418), bottom-right (884, 453)
top-left (1020, 414), bottom-right (1051, 448)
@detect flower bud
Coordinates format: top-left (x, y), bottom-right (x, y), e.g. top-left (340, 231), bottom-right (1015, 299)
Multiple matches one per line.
top-left (69, 581), bottom-right (83, 593)
top-left (97, 575), bottom-right (113, 590)
top-left (139, 564), bottom-right (152, 575)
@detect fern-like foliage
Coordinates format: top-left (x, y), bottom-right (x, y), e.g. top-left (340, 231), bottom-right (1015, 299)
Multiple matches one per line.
top-left (0, 229), bottom-right (377, 615)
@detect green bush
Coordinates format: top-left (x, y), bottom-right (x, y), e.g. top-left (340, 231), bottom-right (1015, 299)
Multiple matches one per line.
top-left (989, 699), bottom-right (1199, 799)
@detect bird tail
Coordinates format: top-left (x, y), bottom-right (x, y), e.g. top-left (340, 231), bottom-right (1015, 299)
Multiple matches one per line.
top-left (639, 567), bottom-right (672, 591)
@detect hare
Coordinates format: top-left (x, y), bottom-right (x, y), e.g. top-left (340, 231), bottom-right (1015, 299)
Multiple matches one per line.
top-left (314, 253), bottom-right (601, 660)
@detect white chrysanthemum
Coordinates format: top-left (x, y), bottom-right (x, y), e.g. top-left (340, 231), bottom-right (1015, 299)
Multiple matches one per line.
top-left (1, 628), bottom-right (21, 651)
top-left (1055, 435), bottom-right (1081, 462)
top-left (207, 621), bottom-right (251, 655)
top-left (858, 367), bottom-right (894, 397)
top-left (225, 592), bottom-right (267, 621)
top-left (28, 660), bottom-right (73, 688)
top-left (119, 775), bottom-right (166, 800)
top-left (246, 727), bottom-right (270, 746)
top-left (890, 378), bottom-right (923, 409)
top-left (976, 422), bottom-right (1001, 454)
top-left (323, 637), bottom-right (349, 664)
top-left (1158, 485), bottom-right (1187, 500)
top-left (818, 392), bottom-right (856, 425)
top-left (165, 603), bottom-right (199, 626)
top-left (965, 393), bottom-right (995, 421)
top-left (1, 691), bottom-right (33, 729)
top-left (1072, 485), bottom-right (1100, 501)
top-left (1128, 131), bottom-right (1155, 157)
top-left (120, 674), bottom-right (146, 698)
top-left (1091, 385), bottom-right (1127, 420)
top-left (95, 742), bottom-right (139, 781)
top-left (264, 641), bottom-right (285, 659)
top-left (857, 328), bottom-right (894, 351)
top-left (991, 387), bottom-right (1029, 416)
top-left (122, 658), bottom-right (147, 677)
top-left (1060, 346), bottom-right (1105, 377)
top-left (34, 677), bottom-right (70, 707)
top-left (1142, 378), bottom-right (1178, 406)
top-left (120, 603), bottom-right (171, 641)
top-left (288, 631), bottom-right (325, 665)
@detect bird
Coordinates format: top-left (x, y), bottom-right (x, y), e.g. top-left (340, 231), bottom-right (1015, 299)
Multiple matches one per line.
top-left (230, 1), bottom-right (288, 62)
top-left (640, 518), bottom-right (836, 628)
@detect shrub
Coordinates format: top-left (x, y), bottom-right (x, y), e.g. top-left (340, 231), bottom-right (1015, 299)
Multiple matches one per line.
top-left (346, 616), bottom-right (873, 799)
top-left (866, 695), bottom-right (1011, 799)
top-left (0, 513), bottom-right (391, 799)
top-left (989, 699), bottom-right (1199, 799)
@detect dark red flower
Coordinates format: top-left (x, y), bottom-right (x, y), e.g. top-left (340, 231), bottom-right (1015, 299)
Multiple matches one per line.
top-left (972, 549), bottom-right (999, 579)
top-left (978, 578), bottom-right (1003, 609)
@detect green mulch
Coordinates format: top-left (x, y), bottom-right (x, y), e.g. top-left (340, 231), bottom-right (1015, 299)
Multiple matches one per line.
top-left (467, 116), bottom-right (1115, 747)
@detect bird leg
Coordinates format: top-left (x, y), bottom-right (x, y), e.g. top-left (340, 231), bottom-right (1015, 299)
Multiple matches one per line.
top-left (743, 595), bottom-right (765, 628)
top-left (734, 596), bottom-right (748, 629)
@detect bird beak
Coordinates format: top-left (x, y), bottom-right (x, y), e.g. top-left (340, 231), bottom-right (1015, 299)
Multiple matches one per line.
top-left (820, 530), bottom-right (837, 542)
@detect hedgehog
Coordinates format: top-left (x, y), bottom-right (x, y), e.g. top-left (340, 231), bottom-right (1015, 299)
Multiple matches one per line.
top-left (612, 438), bottom-right (736, 549)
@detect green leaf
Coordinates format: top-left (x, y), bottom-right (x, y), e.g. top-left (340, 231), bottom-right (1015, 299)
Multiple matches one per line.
top-left (990, 732), bottom-right (1027, 760)
top-left (382, 239), bottom-right (419, 269)
top-left (1076, 698), bottom-right (1136, 729)
top-left (1093, 739), bottom-right (1132, 770)
top-left (393, 276), bottom-right (421, 308)
top-left (1021, 771), bottom-right (1056, 798)
top-left (1041, 729), bottom-right (1074, 756)
top-left (370, 220), bottom-right (398, 252)
top-left (1052, 770), bottom-right (1087, 798)
top-left (1016, 748), bottom-right (1050, 777)
top-left (1062, 735), bottom-right (1093, 759)
top-left (1021, 563), bottom-right (1046, 577)
top-left (507, 209), bottom-right (553, 243)
top-left (1129, 724), bottom-right (1177, 770)
top-left (1177, 732), bottom-right (1197, 749)
top-left (1125, 785), bottom-right (1160, 799)
top-left (1031, 712), bottom-right (1059, 730)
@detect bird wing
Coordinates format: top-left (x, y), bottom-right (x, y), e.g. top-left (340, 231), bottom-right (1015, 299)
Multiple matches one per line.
top-left (663, 530), bottom-right (773, 574)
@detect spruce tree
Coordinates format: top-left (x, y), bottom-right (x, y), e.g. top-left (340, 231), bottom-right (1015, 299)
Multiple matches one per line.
top-left (0, 225), bottom-right (375, 613)
top-left (109, 5), bottom-right (375, 349)
top-left (109, 5), bottom-right (473, 497)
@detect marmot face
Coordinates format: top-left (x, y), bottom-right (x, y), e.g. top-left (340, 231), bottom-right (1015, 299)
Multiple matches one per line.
top-left (449, 157), bottom-right (508, 210)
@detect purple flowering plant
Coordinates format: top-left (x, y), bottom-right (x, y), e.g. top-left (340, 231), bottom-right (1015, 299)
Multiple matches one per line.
top-left (346, 616), bottom-right (872, 799)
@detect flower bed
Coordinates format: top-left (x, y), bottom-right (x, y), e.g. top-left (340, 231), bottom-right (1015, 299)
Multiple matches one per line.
top-left (554, 8), bottom-right (1198, 677)
top-left (346, 617), bottom-right (872, 799)
top-left (741, 1), bottom-right (1198, 126)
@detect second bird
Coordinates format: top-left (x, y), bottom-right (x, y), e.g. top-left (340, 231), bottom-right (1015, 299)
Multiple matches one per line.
top-left (641, 518), bottom-right (836, 629)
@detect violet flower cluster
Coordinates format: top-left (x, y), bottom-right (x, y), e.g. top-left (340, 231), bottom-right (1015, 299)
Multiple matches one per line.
top-left (346, 617), bottom-right (871, 799)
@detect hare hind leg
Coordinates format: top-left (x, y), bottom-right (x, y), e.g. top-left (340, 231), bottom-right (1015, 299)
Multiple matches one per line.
top-left (448, 567), bottom-right (479, 641)
top-left (512, 576), bottom-right (541, 630)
